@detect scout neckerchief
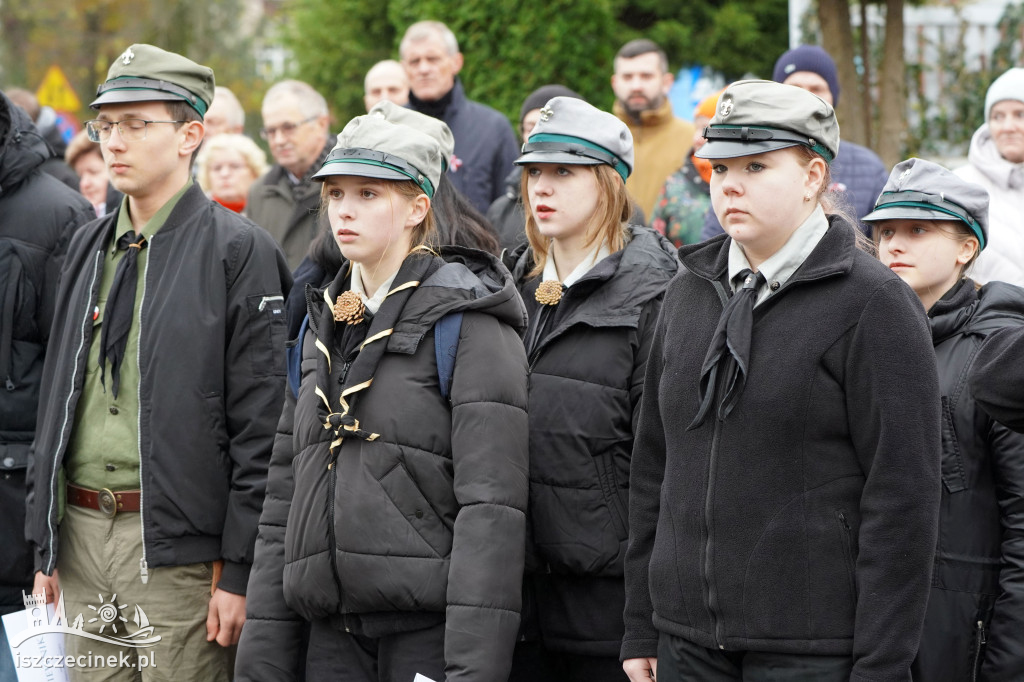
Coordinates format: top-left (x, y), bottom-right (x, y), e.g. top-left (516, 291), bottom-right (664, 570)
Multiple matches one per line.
top-left (314, 248), bottom-right (443, 452)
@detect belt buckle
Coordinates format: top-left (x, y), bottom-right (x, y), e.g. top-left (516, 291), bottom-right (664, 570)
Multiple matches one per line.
top-left (98, 488), bottom-right (118, 518)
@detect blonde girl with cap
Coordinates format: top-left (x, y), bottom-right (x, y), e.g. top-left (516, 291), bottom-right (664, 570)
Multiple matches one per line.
top-left (236, 105), bottom-right (529, 682)
top-left (621, 80), bottom-right (942, 681)
top-left (864, 158), bottom-right (1024, 681)
top-left (504, 96), bottom-right (679, 682)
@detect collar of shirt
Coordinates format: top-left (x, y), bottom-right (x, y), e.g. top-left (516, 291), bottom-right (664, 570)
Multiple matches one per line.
top-left (543, 240), bottom-right (612, 288)
top-left (727, 204), bottom-right (829, 305)
top-left (112, 178), bottom-right (194, 252)
top-left (349, 261), bottom-right (401, 315)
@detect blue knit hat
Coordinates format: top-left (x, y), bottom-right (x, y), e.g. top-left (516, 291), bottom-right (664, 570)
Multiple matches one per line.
top-left (772, 46), bottom-right (841, 108)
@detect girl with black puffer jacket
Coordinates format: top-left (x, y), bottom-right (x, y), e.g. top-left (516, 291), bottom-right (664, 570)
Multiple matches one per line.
top-left (236, 101), bottom-right (529, 682)
top-left (866, 157), bottom-right (1024, 682)
top-left (505, 96), bottom-right (679, 682)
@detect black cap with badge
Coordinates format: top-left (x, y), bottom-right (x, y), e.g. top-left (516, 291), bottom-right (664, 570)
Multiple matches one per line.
top-left (90, 44), bottom-right (215, 117)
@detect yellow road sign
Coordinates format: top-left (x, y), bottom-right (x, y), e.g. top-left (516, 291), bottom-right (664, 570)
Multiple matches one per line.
top-left (36, 65), bottom-right (81, 112)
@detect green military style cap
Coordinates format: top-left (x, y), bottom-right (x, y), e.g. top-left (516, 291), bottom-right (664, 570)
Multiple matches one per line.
top-left (696, 79), bottom-right (840, 163)
top-left (312, 105), bottom-right (445, 198)
top-left (90, 44), bottom-right (215, 117)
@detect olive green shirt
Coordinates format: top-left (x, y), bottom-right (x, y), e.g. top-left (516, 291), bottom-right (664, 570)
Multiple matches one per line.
top-left (66, 180), bottom-right (192, 491)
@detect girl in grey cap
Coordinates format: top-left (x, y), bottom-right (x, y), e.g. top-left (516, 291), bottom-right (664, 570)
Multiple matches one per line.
top-left (503, 95), bottom-right (679, 681)
top-left (622, 80), bottom-right (941, 682)
top-left (237, 107), bottom-right (529, 682)
top-left (866, 157), bottom-right (1024, 682)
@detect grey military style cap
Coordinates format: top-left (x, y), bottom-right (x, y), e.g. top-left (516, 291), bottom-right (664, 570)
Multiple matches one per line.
top-left (365, 100), bottom-right (454, 171)
top-left (90, 44), bottom-right (215, 117)
top-left (696, 79), bottom-right (839, 163)
top-left (862, 157), bottom-right (989, 250)
top-left (312, 108), bottom-right (445, 198)
top-left (514, 96), bottom-right (634, 181)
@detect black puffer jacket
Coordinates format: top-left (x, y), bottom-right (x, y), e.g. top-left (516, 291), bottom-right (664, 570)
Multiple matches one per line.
top-left (913, 280), bottom-right (1024, 682)
top-left (237, 247), bottom-right (529, 682)
top-left (508, 225), bottom-right (678, 656)
top-left (0, 93), bottom-right (92, 606)
top-left (623, 220), bottom-right (941, 681)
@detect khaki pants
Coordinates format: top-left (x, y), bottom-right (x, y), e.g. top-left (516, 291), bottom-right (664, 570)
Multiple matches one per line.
top-left (56, 505), bottom-right (231, 682)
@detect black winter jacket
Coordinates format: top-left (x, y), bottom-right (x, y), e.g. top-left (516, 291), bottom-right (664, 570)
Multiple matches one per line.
top-left (622, 219), bottom-right (942, 682)
top-left (509, 226), bottom-right (678, 656)
top-left (26, 183), bottom-right (292, 594)
top-left (237, 247), bottom-right (529, 682)
top-left (973, 326), bottom-right (1024, 434)
top-left (913, 280), bottom-right (1024, 682)
top-left (0, 93), bottom-right (92, 606)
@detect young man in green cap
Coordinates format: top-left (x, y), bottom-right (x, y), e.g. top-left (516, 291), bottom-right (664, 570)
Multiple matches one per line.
top-left (26, 44), bottom-right (291, 680)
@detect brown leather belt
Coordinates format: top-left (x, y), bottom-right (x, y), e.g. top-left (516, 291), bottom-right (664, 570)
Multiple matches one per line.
top-left (67, 483), bottom-right (141, 518)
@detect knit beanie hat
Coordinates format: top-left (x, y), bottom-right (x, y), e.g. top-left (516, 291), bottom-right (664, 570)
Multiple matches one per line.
top-left (772, 45), bottom-right (841, 108)
top-left (985, 67), bottom-right (1024, 120)
top-left (519, 85), bottom-right (582, 125)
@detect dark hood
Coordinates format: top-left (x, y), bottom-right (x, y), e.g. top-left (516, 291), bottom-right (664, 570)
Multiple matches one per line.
top-left (0, 91), bottom-right (51, 196)
top-left (930, 279), bottom-right (1024, 343)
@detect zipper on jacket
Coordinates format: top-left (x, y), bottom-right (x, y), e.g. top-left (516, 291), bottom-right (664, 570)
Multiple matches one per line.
top-left (703, 415), bottom-right (726, 649)
top-left (46, 251), bottom-right (104, 574)
top-left (137, 235), bottom-right (152, 584)
top-left (325, 356), bottom-right (352, 601)
top-left (972, 619), bottom-right (987, 682)
top-left (835, 511), bottom-right (856, 599)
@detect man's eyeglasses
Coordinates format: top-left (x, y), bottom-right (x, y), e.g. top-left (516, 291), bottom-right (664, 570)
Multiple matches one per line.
top-left (259, 116), bottom-right (318, 140)
top-left (85, 119), bottom-right (187, 143)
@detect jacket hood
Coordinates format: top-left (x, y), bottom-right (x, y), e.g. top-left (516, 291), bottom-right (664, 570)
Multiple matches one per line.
top-left (966, 123), bottom-right (1024, 191)
top-left (312, 245), bottom-right (527, 355)
top-left (510, 224), bottom-right (679, 310)
top-left (930, 279), bottom-right (1024, 342)
top-left (0, 91), bottom-right (52, 196)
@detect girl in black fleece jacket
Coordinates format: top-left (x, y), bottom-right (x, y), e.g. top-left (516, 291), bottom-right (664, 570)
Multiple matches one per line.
top-left (866, 157), bottom-right (1024, 681)
top-left (621, 81), bottom-right (941, 682)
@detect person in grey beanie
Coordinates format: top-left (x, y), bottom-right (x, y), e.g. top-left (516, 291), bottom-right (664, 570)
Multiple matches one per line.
top-left (866, 157), bottom-right (1024, 682)
top-left (953, 67), bottom-right (1024, 287)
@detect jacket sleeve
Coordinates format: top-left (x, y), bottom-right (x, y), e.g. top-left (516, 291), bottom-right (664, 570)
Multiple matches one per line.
top-left (620, 293), bottom-right (670, 661)
top-left (981, 416), bottom-right (1024, 679)
top-left (218, 224), bottom-right (293, 594)
top-left (234, 383), bottom-right (305, 682)
top-left (971, 326), bottom-right (1024, 433)
top-left (844, 278), bottom-right (941, 682)
top-left (443, 311), bottom-right (528, 682)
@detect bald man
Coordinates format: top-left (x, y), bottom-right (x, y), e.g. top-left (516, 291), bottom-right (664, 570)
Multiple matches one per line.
top-left (364, 60), bottom-right (410, 111)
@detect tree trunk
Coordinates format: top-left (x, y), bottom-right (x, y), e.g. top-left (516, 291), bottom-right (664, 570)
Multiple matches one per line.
top-left (876, 0), bottom-right (905, 168)
top-left (818, 0), bottom-right (868, 146)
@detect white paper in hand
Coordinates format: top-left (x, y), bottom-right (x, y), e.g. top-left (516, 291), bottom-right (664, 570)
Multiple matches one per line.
top-left (413, 675), bottom-right (438, 682)
top-left (2, 601), bottom-right (70, 682)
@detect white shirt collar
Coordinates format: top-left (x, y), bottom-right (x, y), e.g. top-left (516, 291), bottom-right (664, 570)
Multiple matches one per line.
top-left (349, 262), bottom-right (401, 314)
top-left (727, 204), bottom-right (829, 305)
top-left (542, 241), bottom-right (613, 287)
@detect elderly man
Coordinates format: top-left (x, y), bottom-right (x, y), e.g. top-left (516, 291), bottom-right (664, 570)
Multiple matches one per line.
top-left (402, 20), bottom-right (518, 214)
top-left (364, 59), bottom-right (410, 111)
top-left (204, 86), bottom-right (246, 137)
top-left (27, 44), bottom-right (290, 680)
top-left (247, 79), bottom-right (334, 269)
top-left (611, 39), bottom-right (695, 220)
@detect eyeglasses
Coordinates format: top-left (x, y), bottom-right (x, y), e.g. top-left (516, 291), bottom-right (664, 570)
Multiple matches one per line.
top-left (259, 116), bottom-right (318, 140)
top-left (85, 118), bottom-right (187, 143)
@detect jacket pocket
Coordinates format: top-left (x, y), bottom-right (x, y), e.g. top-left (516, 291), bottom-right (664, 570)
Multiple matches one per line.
top-left (378, 462), bottom-right (451, 558)
top-left (246, 294), bottom-right (287, 377)
top-left (835, 510), bottom-right (857, 601)
top-left (594, 451), bottom-right (628, 541)
top-left (940, 395), bottom-right (968, 493)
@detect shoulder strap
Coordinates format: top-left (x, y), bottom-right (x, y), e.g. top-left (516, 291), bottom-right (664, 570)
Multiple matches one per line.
top-left (434, 312), bottom-right (463, 402)
top-left (287, 313), bottom-right (309, 399)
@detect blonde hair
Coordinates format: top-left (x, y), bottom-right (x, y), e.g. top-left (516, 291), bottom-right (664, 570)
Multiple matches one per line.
top-left (195, 134), bottom-right (269, 194)
top-left (790, 146), bottom-right (874, 254)
top-left (521, 164), bottom-right (632, 278)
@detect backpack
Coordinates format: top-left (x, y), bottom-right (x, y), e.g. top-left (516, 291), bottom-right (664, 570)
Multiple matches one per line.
top-left (287, 311), bottom-right (464, 401)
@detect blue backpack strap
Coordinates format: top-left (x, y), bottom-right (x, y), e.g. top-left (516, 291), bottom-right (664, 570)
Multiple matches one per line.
top-left (287, 313), bottom-right (310, 399)
top-left (434, 312), bottom-right (463, 401)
